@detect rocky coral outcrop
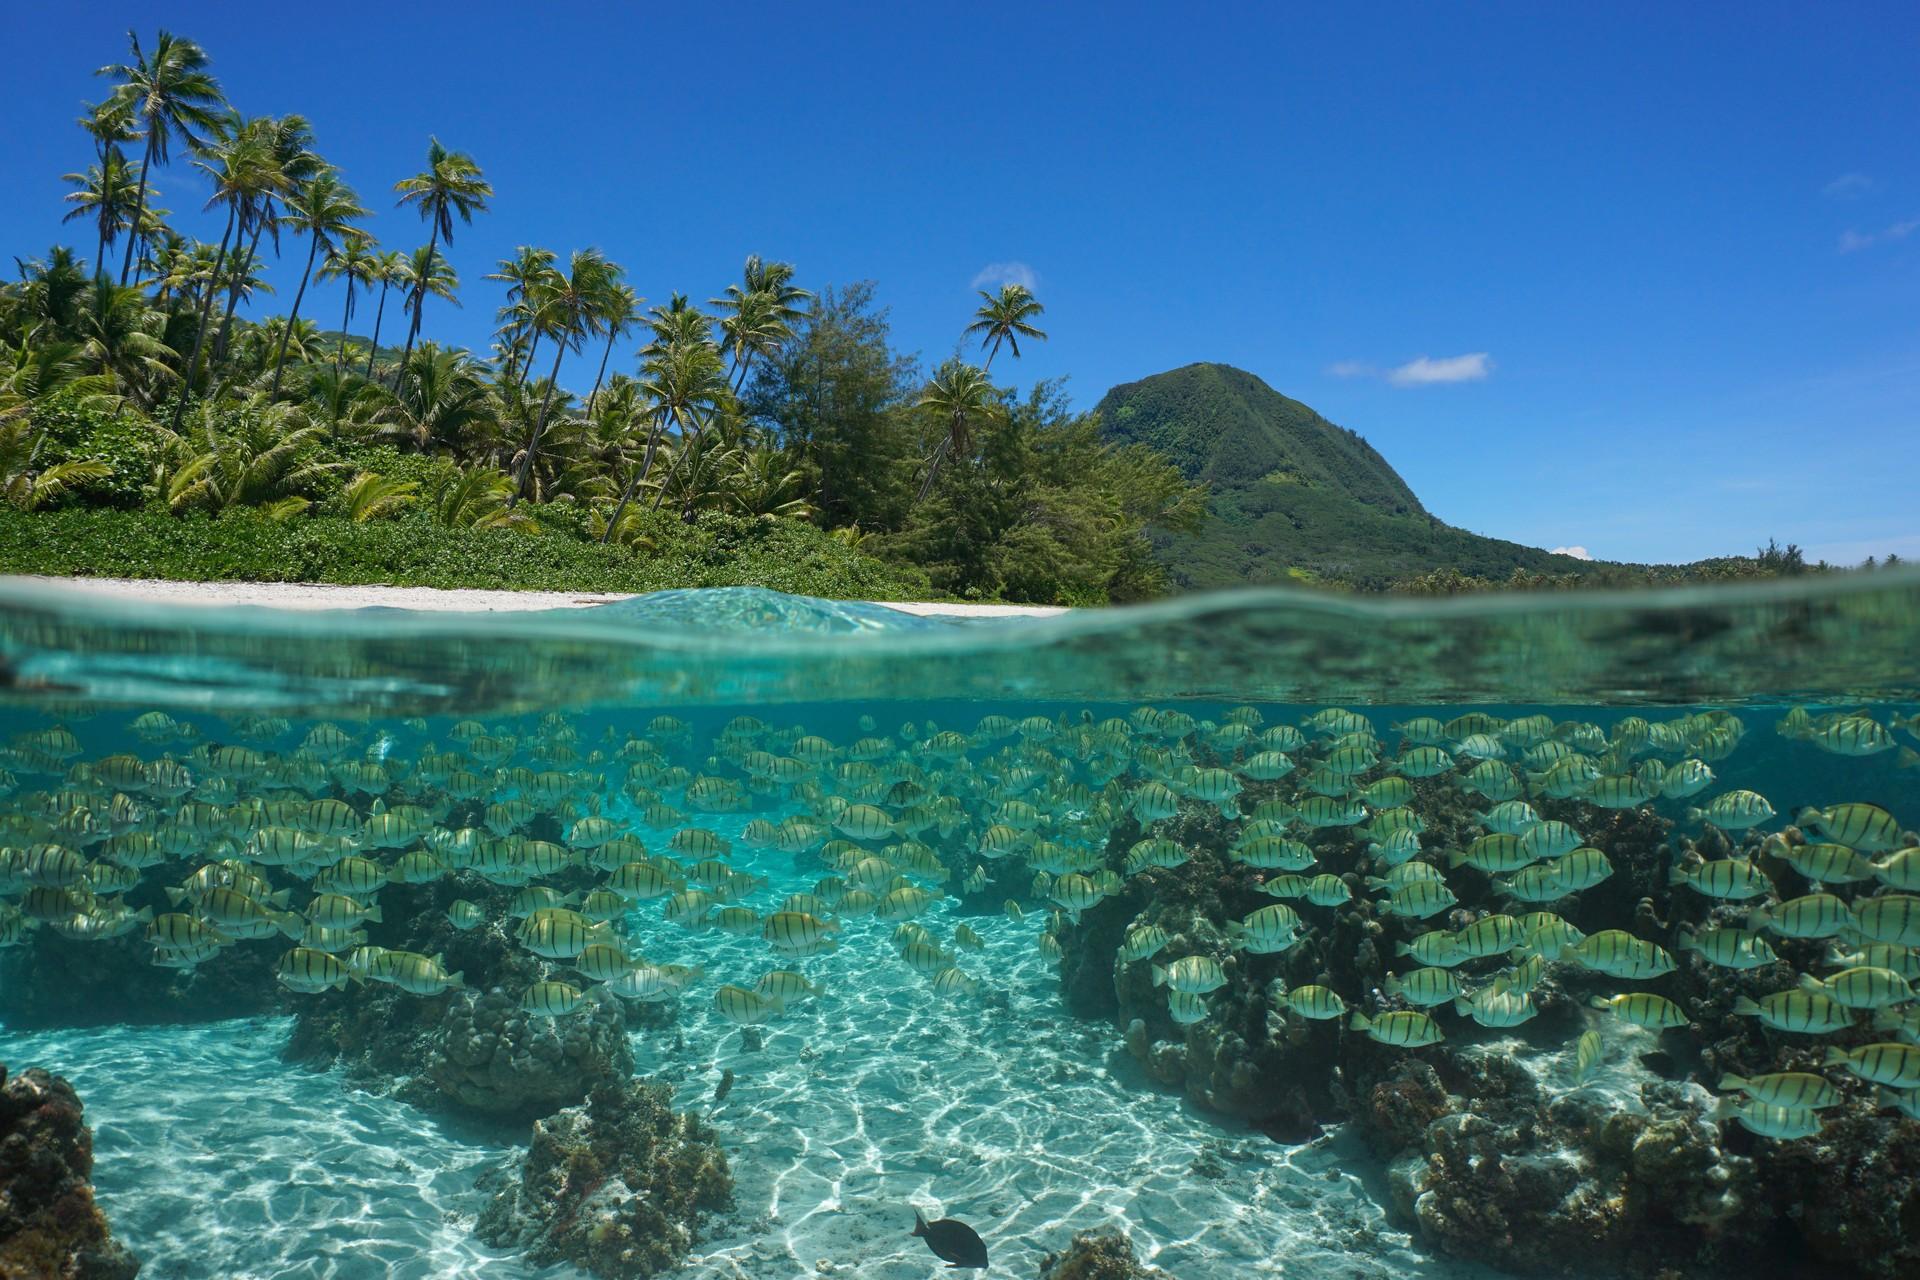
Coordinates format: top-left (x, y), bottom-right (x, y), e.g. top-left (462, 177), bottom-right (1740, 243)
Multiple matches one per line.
top-left (1036, 1229), bottom-right (1173, 1280)
top-left (283, 879), bottom-right (652, 1119)
top-left (475, 1078), bottom-right (731, 1279)
top-left (0, 1064), bottom-right (140, 1280)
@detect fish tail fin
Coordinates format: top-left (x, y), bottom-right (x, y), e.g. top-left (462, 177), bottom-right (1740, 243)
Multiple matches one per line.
top-left (1708, 1096), bottom-right (1738, 1122)
top-left (1666, 866), bottom-right (1689, 887)
top-left (912, 1209), bottom-right (929, 1237)
top-left (1822, 1046), bottom-right (1849, 1068)
top-left (1733, 996), bottom-right (1761, 1016)
top-left (1718, 1074), bottom-right (1748, 1092)
top-left (1446, 848), bottom-right (1466, 869)
top-left (1745, 905), bottom-right (1772, 931)
top-left (268, 889), bottom-right (292, 908)
top-left (1795, 806), bottom-right (1821, 828)
top-left (1151, 964), bottom-right (1166, 988)
top-left (1897, 747), bottom-right (1920, 770)
top-left (447, 971), bottom-right (465, 989)
top-left (1588, 995), bottom-right (1612, 1010)
top-left (133, 905), bottom-right (154, 924)
top-left (365, 903), bottom-right (384, 924)
top-left (165, 886), bottom-right (187, 907)
top-left (1797, 973), bottom-right (1825, 994)
top-left (1452, 996), bottom-right (1473, 1016)
top-left (1685, 808), bottom-right (1704, 824)
top-left (1349, 1012), bottom-right (1371, 1032)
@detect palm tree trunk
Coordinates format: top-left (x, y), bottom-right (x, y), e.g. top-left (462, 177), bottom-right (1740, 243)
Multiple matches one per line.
top-left (395, 227), bottom-right (439, 383)
top-left (602, 419), bottom-right (663, 542)
top-left (270, 234), bottom-right (321, 399)
top-left (365, 282), bottom-right (389, 379)
top-left (214, 206), bottom-right (267, 366)
top-left (509, 339), bottom-right (566, 505)
top-left (170, 204), bottom-right (238, 433)
top-left (650, 409), bottom-right (706, 513)
top-left (588, 329), bottom-right (616, 416)
top-left (118, 133), bottom-right (155, 286)
top-left (915, 432), bottom-right (954, 504)
top-left (519, 328), bottom-right (541, 392)
top-left (334, 284), bottom-right (353, 381)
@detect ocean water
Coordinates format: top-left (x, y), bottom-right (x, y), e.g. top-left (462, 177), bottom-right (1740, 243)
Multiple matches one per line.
top-left (2, 575), bottom-right (1919, 1280)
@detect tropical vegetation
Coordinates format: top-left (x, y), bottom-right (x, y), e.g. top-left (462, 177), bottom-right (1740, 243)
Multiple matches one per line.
top-left (2, 30), bottom-right (1203, 604)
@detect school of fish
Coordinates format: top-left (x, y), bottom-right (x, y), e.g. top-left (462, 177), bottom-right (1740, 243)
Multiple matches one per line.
top-left (2, 700), bottom-right (1918, 1144)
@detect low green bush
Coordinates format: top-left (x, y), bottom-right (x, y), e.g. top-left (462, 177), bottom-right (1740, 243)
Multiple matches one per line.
top-left (0, 506), bottom-right (932, 600)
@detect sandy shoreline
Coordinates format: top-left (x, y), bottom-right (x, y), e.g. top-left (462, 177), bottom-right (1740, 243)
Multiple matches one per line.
top-left (0, 575), bottom-right (1070, 618)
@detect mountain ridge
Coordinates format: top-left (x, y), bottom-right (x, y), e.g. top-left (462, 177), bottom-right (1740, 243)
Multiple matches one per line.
top-left (1093, 362), bottom-right (1607, 591)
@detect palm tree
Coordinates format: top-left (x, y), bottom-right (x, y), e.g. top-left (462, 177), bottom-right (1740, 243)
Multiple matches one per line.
top-left (316, 234), bottom-right (378, 380)
top-left (507, 249), bottom-right (620, 503)
top-left (713, 255), bottom-right (810, 391)
top-left (340, 471), bottom-right (417, 521)
top-left (603, 329), bottom-right (729, 532)
top-left (485, 246), bottom-right (558, 386)
top-left (212, 115), bottom-right (318, 367)
top-left (396, 245), bottom-right (459, 369)
top-left (433, 467), bottom-right (535, 530)
top-left (97, 30), bottom-right (224, 286)
top-left (75, 277), bottom-right (176, 407)
top-left (270, 168), bottom-right (365, 397)
top-left (914, 360), bottom-right (997, 502)
top-left (362, 249), bottom-right (406, 379)
top-left (963, 283), bottom-right (1047, 371)
top-left (170, 114), bottom-right (257, 426)
top-left (378, 344), bottom-right (491, 454)
top-left (392, 138), bottom-right (491, 376)
top-left (587, 282), bottom-right (641, 415)
top-left (62, 153), bottom-right (143, 281)
top-left (162, 396), bottom-right (339, 518)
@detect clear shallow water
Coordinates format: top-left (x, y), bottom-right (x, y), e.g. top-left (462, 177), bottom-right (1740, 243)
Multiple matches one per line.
top-left (2, 575), bottom-right (1919, 1280)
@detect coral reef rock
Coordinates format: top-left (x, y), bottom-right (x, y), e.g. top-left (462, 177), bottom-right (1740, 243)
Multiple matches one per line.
top-left (0, 1064), bottom-right (140, 1280)
top-left (284, 881), bottom-right (648, 1119)
top-left (1036, 1229), bottom-right (1173, 1280)
top-left (476, 1078), bottom-right (732, 1280)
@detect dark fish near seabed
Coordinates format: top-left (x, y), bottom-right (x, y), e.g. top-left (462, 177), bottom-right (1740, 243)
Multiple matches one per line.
top-left (912, 1208), bottom-right (989, 1268)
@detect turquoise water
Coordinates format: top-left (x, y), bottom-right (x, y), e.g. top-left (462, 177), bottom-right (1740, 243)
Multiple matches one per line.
top-left (3, 576), bottom-right (1919, 1279)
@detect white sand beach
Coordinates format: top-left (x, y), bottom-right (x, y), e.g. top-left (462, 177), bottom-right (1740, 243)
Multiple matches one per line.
top-left (0, 576), bottom-right (1070, 618)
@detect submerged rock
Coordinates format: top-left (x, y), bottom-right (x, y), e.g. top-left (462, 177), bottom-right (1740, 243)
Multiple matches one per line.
top-left (475, 1078), bottom-right (732, 1279)
top-left (283, 879), bottom-right (650, 1119)
top-left (0, 1064), bottom-right (141, 1280)
top-left (1036, 1229), bottom-right (1173, 1280)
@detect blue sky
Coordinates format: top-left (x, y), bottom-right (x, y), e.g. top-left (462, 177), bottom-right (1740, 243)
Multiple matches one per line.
top-left (4, 2), bottom-right (1916, 565)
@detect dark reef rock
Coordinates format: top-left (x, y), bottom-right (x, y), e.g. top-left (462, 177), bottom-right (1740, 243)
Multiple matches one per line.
top-left (0, 921), bottom-right (279, 1029)
top-left (0, 1065), bottom-right (140, 1280)
top-left (475, 1078), bottom-right (732, 1279)
top-left (283, 878), bottom-right (652, 1120)
top-left (1036, 1229), bottom-right (1173, 1280)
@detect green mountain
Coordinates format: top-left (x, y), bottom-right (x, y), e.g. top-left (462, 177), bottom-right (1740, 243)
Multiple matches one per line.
top-left (1095, 362), bottom-right (1607, 591)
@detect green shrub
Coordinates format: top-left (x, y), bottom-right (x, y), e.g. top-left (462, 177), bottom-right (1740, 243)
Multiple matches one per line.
top-left (0, 505), bottom-right (932, 600)
top-left (29, 390), bottom-right (168, 508)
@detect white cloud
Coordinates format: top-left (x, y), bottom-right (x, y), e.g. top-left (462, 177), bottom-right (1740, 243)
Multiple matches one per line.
top-left (1838, 217), bottom-right (1920, 253)
top-left (1327, 353), bottom-right (1493, 386)
top-left (1549, 545), bottom-right (1594, 560)
top-left (970, 261), bottom-right (1038, 291)
top-left (1823, 172), bottom-right (1875, 200)
top-left (1387, 352), bottom-right (1493, 386)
